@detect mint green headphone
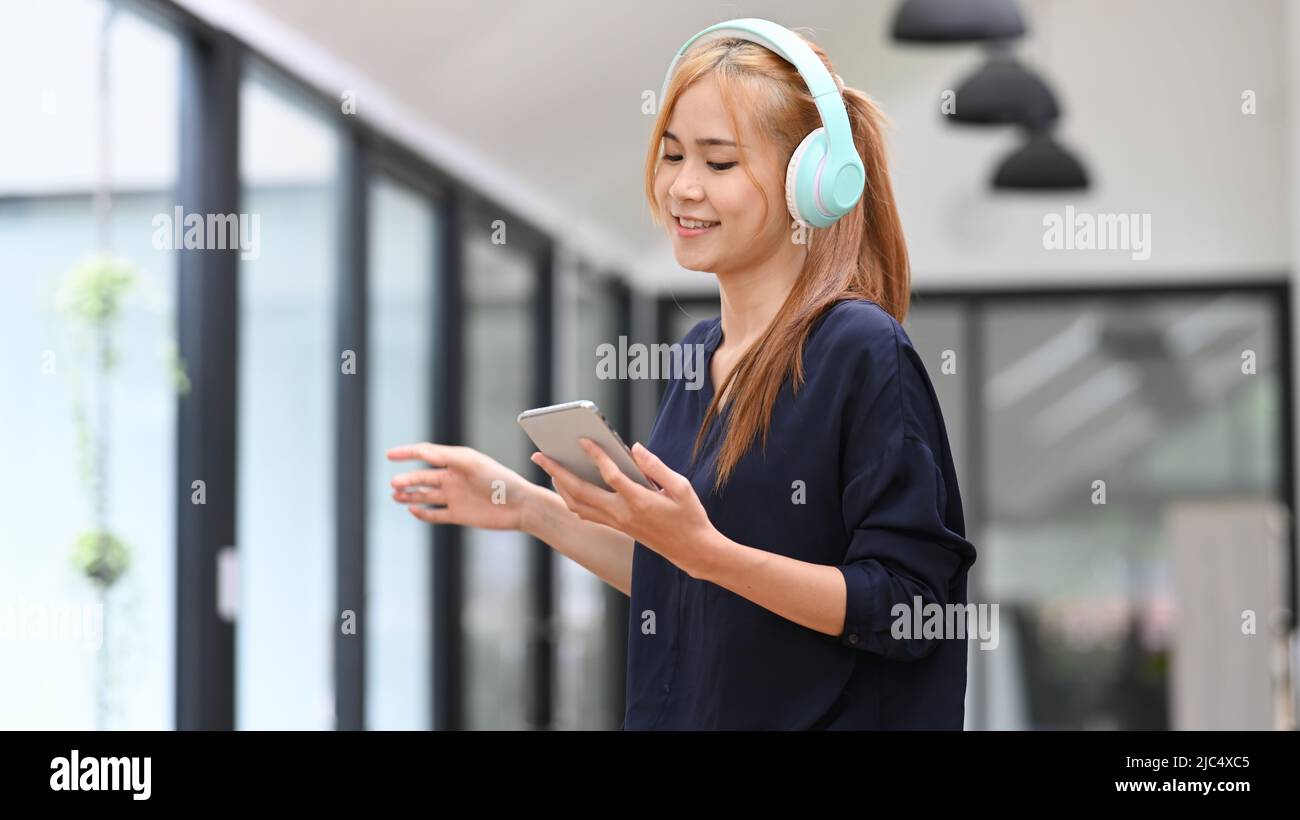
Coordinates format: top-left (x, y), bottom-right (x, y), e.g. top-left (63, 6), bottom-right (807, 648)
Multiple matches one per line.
top-left (660, 18), bottom-right (866, 229)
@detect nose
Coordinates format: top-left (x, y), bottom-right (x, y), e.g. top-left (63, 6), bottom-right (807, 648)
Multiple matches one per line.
top-left (667, 163), bottom-right (703, 203)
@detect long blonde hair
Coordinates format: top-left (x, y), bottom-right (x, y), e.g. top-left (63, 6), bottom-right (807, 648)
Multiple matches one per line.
top-left (643, 29), bottom-right (912, 493)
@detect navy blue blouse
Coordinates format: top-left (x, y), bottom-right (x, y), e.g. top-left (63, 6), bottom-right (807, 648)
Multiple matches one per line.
top-left (623, 297), bottom-right (977, 730)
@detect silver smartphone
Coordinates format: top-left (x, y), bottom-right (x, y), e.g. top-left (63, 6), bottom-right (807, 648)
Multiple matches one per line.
top-left (517, 400), bottom-right (658, 492)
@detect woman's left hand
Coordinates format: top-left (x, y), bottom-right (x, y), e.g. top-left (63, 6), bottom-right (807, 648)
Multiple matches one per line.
top-left (531, 439), bottom-right (723, 580)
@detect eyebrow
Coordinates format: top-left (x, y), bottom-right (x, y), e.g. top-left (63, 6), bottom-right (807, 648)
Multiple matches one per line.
top-left (663, 130), bottom-right (739, 148)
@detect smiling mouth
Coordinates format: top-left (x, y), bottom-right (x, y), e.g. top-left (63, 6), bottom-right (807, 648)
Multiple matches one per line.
top-left (675, 216), bottom-right (720, 231)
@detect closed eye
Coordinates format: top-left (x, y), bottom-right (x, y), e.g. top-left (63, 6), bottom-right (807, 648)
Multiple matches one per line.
top-left (661, 154), bottom-right (737, 172)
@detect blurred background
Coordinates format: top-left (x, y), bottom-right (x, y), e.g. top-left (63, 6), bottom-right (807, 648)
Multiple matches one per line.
top-left (0, 0), bottom-right (1296, 730)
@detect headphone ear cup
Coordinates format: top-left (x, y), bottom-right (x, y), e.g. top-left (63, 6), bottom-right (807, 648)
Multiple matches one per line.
top-left (785, 128), bottom-right (828, 229)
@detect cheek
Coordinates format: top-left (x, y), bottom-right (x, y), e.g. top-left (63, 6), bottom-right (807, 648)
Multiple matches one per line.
top-left (714, 179), bottom-right (758, 223)
top-left (720, 180), bottom-right (784, 235)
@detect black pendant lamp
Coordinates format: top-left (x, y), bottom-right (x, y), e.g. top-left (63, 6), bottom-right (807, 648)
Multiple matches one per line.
top-left (949, 50), bottom-right (1060, 126)
top-left (992, 125), bottom-right (1090, 190)
top-left (892, 0), bottom-right (1027, 43)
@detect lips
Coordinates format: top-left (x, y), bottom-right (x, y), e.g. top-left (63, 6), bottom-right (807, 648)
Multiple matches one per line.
top-left (674, 216), bottom-right (719, 237)
top-left (674, 215), bottom-right (719, 228)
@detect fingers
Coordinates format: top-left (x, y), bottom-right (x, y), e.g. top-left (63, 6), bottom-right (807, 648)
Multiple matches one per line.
top-left (549, 478), bottom-right (594, 521)
top-left (393, 486), bottom-right (446, 506)
top-left (531, 451), bottom-right (616, 518)
top-left (631, 442), bottom-right (685, 496)
top-left (577, 438), bottom-right (638, 495)
top-left (386, 442), bottom-right (462, 468)
top-left (390, 469), bottom-right (445, 491)
top-left (386, 443), bottom-right (433, 462)
top-left (407, 505), bottom-right (451, 524)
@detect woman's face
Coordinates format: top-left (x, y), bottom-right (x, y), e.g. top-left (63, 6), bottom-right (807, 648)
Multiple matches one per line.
top-left (655, 74), bottom-right (793, 275)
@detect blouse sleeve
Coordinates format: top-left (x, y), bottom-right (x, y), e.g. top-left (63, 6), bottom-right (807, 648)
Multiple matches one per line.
top-left (833, 317), bottom-right (977, 661)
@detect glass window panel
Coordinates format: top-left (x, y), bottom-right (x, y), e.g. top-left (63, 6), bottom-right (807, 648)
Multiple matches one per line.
top-left (980, 292), bottom-right (1283, 730)
top-left (235, 67), bottom-right (340, 730)
top-left (365, 174), bottom-right (439, 729)
top-left (461, 227), bottom-right (536, 729)
top-left (0, 1), bottom-right (179, 730)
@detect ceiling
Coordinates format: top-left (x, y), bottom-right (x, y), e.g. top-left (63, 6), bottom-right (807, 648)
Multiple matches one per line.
top-left (191, 0), bottom-right (917, 290)
top-left (178, 0), bottom-right (1294, 293)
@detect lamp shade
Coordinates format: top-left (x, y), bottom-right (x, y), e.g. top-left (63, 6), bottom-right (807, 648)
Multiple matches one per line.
top-left (949, 52), bottom-right (1060, 126)
top-left (992, 129), bottom-right (1090, 190)
top-left (892, 0), bottom-right (1027, 43)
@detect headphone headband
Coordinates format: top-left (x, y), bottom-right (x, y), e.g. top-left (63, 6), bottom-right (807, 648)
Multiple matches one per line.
top-left (659, 19), bottom-right (839, 101)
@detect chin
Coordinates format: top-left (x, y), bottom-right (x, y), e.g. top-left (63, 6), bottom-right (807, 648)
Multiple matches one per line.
top-left (672, 254), bottom-right (716, 273)
top-left (669, 238), bottom-right (727, 272)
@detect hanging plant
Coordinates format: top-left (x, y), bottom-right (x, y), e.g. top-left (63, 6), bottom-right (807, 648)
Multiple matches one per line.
top-left (55, 253), bottom-right (136, 325)
top-left (52, 251), bottom-right (135, 731)
top-left (54, 252), bottom-right (139, 589)
top-left (70, 530), bottom-right (131, 588)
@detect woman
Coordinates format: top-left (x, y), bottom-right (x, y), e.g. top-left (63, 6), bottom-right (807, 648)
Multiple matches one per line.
top-left (387, 19), bottom-right (976, 730)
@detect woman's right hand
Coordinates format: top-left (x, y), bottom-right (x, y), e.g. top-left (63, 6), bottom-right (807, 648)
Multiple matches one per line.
top-left (386, 442), bottom-right (538, 531)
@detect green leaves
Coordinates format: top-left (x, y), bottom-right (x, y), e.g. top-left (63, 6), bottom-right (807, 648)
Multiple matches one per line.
top-left (55, 253), bottom-right (138, 327)
top-left (70, 529), bottom-right (131, 588)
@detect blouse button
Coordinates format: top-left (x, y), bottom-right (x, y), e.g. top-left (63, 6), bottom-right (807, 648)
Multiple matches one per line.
top-left (848, 633), bottom-right (860, 645)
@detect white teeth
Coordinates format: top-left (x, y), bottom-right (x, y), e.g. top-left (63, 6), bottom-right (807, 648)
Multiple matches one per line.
top-left (678, 217), bottom-right (718, 229)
